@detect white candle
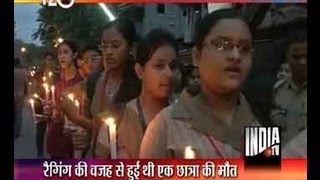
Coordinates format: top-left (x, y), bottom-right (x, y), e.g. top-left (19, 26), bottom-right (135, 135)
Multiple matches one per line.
top-left (29, 98), bottom-right (35, 118)
top-left (50, 85), bottom-right (55, 105)
top-left (74, 99), bottom-right (80, 115)
top-left (105, 117), bottom-right (117, 159)
top-left (184, 146), bottom-right (195, 159)
top-left (42, 83), bottom-right (49, 101)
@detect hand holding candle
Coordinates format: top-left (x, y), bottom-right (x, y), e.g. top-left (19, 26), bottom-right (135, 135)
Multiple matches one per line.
top-left (50, 85), bottom-right (55, 105)
top-left (105, 117), bottom-right (117, 159)
top-left (43, 100), bottom-right (54, 116)
top-left (33, 93), bottom-right (45, 102)
top-left (75, 99), bottom-right (80, 115)
top-left (65, 93), bottom-right (85, 158)
top-left (63, 93), bottom-right (76, 132)
top-left (42, 83), bottom-right (49, 101)
top-left (184, 146), bottom-right (195, 159)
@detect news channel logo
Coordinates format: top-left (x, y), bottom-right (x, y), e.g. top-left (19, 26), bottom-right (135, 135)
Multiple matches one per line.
top-left (244, 126), bottom-right (281, 169)
top-left (42, 0), bottom-right (75, 9)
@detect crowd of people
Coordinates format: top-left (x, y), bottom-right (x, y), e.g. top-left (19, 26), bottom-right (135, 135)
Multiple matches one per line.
top-left (14, 8), bottom-right (307, 159)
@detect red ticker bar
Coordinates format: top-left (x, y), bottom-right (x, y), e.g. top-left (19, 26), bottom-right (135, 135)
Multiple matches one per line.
top-left (14, 159), bottom-right (306, 180)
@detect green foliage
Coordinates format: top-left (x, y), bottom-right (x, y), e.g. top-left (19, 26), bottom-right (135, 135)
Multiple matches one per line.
top-left (32, 4), bottom-right (109, 49)
top-left (14, 38), bottom-right (49, 66)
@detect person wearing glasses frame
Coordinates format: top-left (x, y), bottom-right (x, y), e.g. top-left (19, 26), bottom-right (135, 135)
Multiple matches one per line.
top-left (271, 32), bottom-right (307, 158)
top-left (78, 45), bottom-right (104, 78)
top-left (140, 8), bottom-right (260, 159)
top-left (59, 45), bottom-right (104, 158)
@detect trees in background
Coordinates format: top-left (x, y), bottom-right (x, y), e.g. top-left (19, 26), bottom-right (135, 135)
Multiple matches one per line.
top-left (32, 4), bottom-right (108, 49)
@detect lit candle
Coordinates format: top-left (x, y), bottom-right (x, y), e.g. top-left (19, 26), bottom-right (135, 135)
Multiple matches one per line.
top-left (48, 71), bottom-right (53, 78)
top-left (42, 76), bottom-right (47, 82)
top-left (33, 93), bottom-right (39, 98)
top-left (30, 70), bottom-right (35, 77)
top-left (29, 98), bottom-right (35, 118)
top-left (50, 85), bottom-right (55, 105)
top-left (42, 83), bottom-right (49, 101)
top-left (184, 146), bottom-right (195, 159)
top-left (74, 99), bottom-right (80, 115)
top-left (105, 117), bottom-right (117, 159)
top-left (67, 93), bottom-right (75, 103)
top-left (33, 93), bottom-right (44, 102)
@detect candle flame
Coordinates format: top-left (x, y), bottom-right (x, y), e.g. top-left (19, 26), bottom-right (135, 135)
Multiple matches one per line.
top-left (67, 93), bottom-right (75, 101)
top-left (48, 72), bottom-right (53, 77)
top-left (33, 93), bottom-right (39, 98)
top-left (42, 83), bottom-right (48, 88)
top-left (184, 146), bottom-right (195, 159)
top-left (75, 100), bottom-right (80, 107)
top-left (105, 117), bottom-right (115, 126)
top-left (42, 76), bottom-right (47, 82)
top-left (30, 70), bottom-right (35, 77)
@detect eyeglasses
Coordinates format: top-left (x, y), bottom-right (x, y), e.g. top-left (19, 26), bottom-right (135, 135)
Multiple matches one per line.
top-left (204, 39), bottom-right (254, 57)
top-left (83, 56), bottom-right (102, 64)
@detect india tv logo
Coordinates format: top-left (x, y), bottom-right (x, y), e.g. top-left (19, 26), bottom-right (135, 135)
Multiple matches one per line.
top-left (244, 127), bottom-right (281, 169)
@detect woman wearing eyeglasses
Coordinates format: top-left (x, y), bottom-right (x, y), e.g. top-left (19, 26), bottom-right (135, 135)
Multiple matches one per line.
top-left (90, 18), bottom-right (140, 117)
top-left (95, 29), bottom-right (179, 158)
top-left (80, 45), bottom-right (104, 77)
top-left (140, 8), bottom-right (260, 158)
top-left (58, 45), bottom-right (103, 158)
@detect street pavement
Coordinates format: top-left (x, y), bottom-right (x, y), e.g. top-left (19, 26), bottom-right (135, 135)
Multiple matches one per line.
top-left (14, 105), bottom-right (48, 159)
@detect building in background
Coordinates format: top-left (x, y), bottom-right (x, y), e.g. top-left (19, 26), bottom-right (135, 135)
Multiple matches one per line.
top-left (111, 3), bottom-right (307, 126)
top-left (110, 4), bottom-right (206, 65)
top-left (113, 4), bottom-right (206, 44)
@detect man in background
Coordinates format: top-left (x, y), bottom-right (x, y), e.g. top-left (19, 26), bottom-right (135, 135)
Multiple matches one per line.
top-left (14, 57), bottom-right (29, 139)
top-left (270, 31), bottom-right (307, 158)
